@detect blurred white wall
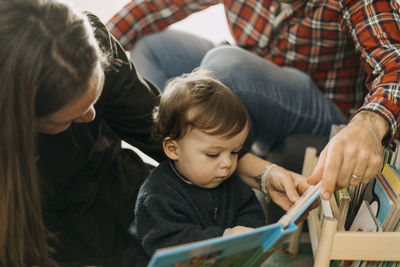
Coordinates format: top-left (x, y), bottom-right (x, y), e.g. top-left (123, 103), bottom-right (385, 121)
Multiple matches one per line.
top-left (65, 0), bottom-right (130, 23)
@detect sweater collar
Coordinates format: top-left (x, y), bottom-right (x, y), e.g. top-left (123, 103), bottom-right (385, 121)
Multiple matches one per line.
top-left (168, 160), bottom-right (193, 185)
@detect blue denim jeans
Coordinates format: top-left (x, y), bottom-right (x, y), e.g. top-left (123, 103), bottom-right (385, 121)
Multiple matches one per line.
top-left (131, 29), bottom-right (348, 154)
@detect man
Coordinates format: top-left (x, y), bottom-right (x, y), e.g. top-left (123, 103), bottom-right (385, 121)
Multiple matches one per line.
top-left (107, 0), bottom-right (400, 200)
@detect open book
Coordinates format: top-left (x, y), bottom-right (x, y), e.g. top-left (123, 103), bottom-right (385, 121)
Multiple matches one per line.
top-left (147, 181), bottom-right (322, 267)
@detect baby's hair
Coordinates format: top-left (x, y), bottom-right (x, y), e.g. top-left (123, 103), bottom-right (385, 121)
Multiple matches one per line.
top-left (153, 68), bottom-right (249, 141)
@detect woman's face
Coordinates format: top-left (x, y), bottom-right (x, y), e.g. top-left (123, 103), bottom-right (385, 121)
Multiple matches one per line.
top-left (36, 63), bottom-right (105, 134)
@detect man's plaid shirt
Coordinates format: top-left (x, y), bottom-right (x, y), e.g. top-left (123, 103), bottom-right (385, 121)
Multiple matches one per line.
top-left (107, 0), bottom-right (400, 141)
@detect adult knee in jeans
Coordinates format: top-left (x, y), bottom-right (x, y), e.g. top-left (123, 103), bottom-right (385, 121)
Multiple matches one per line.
top-left (131, 30), bottom-right (215, 89)
top-left (201, 46), bottom-right (261, 89)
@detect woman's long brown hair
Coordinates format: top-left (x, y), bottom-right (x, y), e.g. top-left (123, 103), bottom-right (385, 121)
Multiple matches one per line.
top-left (0, 0), bottom-right (103, 265)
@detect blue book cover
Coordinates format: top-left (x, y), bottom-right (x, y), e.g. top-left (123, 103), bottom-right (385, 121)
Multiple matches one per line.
top-left (372, 176), bottom-right (395, 227)
top-left (147, 181), bottom-right (322, 267)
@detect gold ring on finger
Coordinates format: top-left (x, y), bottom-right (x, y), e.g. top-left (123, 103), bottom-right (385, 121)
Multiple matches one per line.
top-left (351, 174), bottom-right (363, 180)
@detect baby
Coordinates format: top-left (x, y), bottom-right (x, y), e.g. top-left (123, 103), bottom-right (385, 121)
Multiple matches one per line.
top-left (124, 68), bottom-right (265, 267)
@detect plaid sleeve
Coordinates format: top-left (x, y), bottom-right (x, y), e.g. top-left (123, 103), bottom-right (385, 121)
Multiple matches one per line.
top-left (106, 0), bottom-right (219, 50)
top-left (340, 0), bottom-right (400, 142)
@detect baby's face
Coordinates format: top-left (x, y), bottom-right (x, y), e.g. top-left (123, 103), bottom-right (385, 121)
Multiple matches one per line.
top-left (173, 127), bottom-right (248, 188)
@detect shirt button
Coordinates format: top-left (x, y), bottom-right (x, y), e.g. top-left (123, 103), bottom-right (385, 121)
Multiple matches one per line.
top-left (260, 39), bottom-right (267, 48)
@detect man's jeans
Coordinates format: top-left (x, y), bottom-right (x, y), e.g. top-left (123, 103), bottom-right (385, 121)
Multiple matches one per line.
top-left (131, 29), bottom-right (348, 155)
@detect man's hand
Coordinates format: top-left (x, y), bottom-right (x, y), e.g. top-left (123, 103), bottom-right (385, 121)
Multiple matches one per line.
top-left (308, 111), bottom-right (388, 200)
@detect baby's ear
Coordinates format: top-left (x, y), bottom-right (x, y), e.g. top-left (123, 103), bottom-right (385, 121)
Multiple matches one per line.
top-left (162, 138), bottom-right (179, 160)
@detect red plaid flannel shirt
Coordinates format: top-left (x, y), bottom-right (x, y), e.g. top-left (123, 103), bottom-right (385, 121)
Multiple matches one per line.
top-left (107, 0), bottom-right (400, 141)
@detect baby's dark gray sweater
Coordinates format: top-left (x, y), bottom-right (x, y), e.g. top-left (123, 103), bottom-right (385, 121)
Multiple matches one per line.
top-left (124, 160), bottom-right (265, 267)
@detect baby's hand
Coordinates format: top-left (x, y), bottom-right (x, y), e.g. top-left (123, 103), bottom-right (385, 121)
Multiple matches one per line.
top-left (223, 226), bottom-right (254, 237)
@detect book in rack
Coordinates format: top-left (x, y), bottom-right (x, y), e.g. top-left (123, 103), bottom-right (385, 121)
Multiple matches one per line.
top-left (296, 142), bottom-right (400, 267)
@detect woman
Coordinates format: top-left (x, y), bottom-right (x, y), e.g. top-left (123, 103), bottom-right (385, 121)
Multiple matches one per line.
top-left (0, 0), bottom-right (313, 266)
